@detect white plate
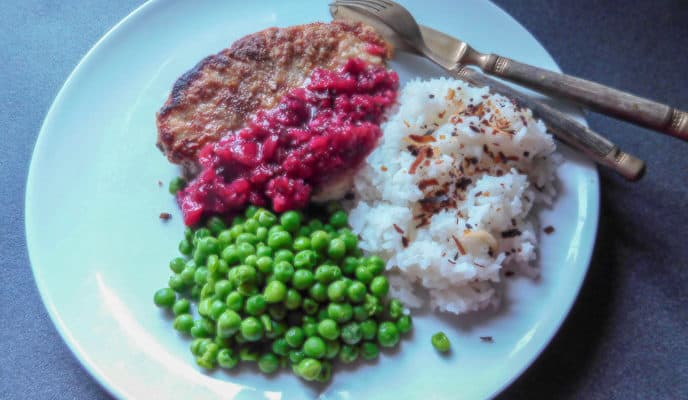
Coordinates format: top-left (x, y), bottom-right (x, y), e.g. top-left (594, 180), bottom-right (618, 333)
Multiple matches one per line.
top-left (26, 0), bottom-right (599, 399)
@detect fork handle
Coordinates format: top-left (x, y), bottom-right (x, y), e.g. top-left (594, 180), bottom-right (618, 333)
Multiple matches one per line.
top-left (479, 54), bottom-right (688, 140)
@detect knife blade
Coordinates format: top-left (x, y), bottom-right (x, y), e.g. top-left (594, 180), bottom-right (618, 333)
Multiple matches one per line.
top-left (329, 5), bottom-right (646, 181)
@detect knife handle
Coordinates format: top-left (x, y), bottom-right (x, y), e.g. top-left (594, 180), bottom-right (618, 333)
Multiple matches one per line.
top-left (479, 54), bottom-right (688, 141)
top-left (456, 66), bottom-right (646, 181)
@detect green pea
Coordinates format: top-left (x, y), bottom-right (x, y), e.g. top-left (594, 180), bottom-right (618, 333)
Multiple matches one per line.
top-left (244, 218), bottom-right (260, 234)
top-left (245, 294), bottom-right (267, 316)
top-left (268, 225), bottom-right (286, 235)
top-left (270, 319), bottom-right (287, 337)
top-left (216, 310), bottom-right (241, 338)
top-left (154, 288), bottom-right (176, 308)
top-left (221, 245), bottom-right (240, 264)
top-left (303, 336), bottom-right (326, 359)
top-left (272, 338), bottom-right (290, 356)
top-left (191, 318), bottom-right (215, 338)
top-left (236, 242), bottom-right (256, 261)
top-left (346, 281), bottom-right (367, 303)
top-left (314, 264), bottom-right (342, 284)
top-left (397, 315), bottom-right (413, 334)
top-left (293, 250), bottom-right (317, 269)
top-left (285, 289), bottom-right (302, 310)
top-left (245, 205), bottom-right (259, 218)
top-left (193, 228), bottom-right (212, 245)
top-left (214, 280), bottom-right (233, 300)
top-left (206, 216), bottom-right (227, 235)
top-left (389, 299), bottom-right (404, 319)
top-left (268, 231), bottom-right (292, 249)
top-left (261, 280), bottom-right (287, 303)
top-left (240, 317), bottom-right (264, 341)
top-left (217, 348), bottom-right (239, 369)
top-left (367, 255), bottom-right (386, 275)
top-left (274, 249), bottom-right (294, 264)
top-left (432, 332), bottom-right (451, 353)
top-left (196, 342), bottom-right (219, 369)
top-left (308, 282), bottom-right (328, 303)
top-left (198, 298), bottom-right (213, 317)
top-left (310, 231), bottom-right (330, 252)
top-left (323, 224), bottom-right (336, 233)
top-left (329, 210), bottom-right (348, 228)
top-left (255, 226), bottom-right (268, 242)
top-left (317, 319), bottom-right (340, 341)
top-left (173, 314), bottom-right (194, 333)
top-left (217, 229), bottom-right (233, 248)
top-left (169, 257), bottom-right (186, 274)
top-left (257, 209), bottom-right (278, 227)
top-left (340, 232), bottom-right (358, 252)
top-left (303, 320), bottom-right (318, 337)
top-left (342, 258), bottom-right (358, 277)
top-left (292, 269), bottom-right (315, 290)
top-left (326, 280), bottom-right (347, 302)
top-left (289, 349), bottom-right (306, 364)
top-left (302, 298), bottom-right (318, 315)
top-left (360, 341), bottom-right (379, 360)
top-left (236, 233), bottom-right (258, 245)
top-left (341, 322), bottom-right (363, 345)
top-left (353, 304), bottom-right (369, 322)
top-left (194, 267), bottom-right (209, 286)
top-left (225, 291), bottom-right (243, 311)
top-left (229, 225), bottom-right (244, 240)
top-left (324, 340), bottom-right (340, 359)
top-left (179, 239), bottom-right (193, 256)
top-left (370, 276), bottom-right (390, 298)
top-left (298, 226), bottom-right (312, 237)
top-left (190, 285), bottom-right (202, 300)
top-left (209, 299), bottom-right (227, 320)
top-left (360, 320), bottom-right (378, 340)
top-left (272, 261), bottom-right (294, 283)
top-left (355, 265), bottom-right (374, 284)
top-left (172, 298), bottom-right (191, 315)
top-left (190, 338), bottom-right (210, 356)
top-left (280, 210), bottom-right (302, 232)
top-left (364, 294), bottom-right (383, 317)
top-left (339, 344), bottom-right (359, 364)
top-left (377, 321), bottom-right (400, 348)
top-left (256, 245), bottom-right (273, 258)
top-left (234, 265), bottom-right (257, 285)
top-left (285, 327), bottom-right (306, 348)
top-left (168, 176), bottom-right (186, 194)
top-left (327, 238), bottom-right (346, 259)
top-left (295, 358), bottom-right (322, 381)
top-left (293, 237), bottom-right (311, 251)
top-left (327, 303), bottom-right (353, 323)
top-left (169, 273), bottom-right (188, 292)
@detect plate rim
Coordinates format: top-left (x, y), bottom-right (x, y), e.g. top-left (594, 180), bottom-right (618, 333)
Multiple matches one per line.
top-left (25, 1), bottom-right (600, 399)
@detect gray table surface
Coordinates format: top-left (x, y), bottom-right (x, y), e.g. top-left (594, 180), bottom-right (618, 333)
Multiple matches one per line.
top-left (2, 0), bottom-right (686, 399)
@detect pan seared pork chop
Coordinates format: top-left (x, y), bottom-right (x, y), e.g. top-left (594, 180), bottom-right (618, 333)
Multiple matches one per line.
top-left (156, 21), bottom-right (393, 175)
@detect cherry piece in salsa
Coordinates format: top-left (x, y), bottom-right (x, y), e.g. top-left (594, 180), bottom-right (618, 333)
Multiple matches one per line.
top-left (178, 58), bottom-right (399, 226)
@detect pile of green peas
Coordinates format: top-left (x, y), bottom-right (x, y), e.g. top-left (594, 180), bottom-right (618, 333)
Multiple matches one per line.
top-left (154, 204), bottom-right (413, 381)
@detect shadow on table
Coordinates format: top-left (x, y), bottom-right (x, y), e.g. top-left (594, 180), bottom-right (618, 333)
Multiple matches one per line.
top-left (497, 172), bottom-right (630, 399)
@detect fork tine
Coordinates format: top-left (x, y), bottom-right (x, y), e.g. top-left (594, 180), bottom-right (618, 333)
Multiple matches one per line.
top-left (362, 0), bottom-right (392, 9)
top-left (332, 0), bottom-right (383, 13)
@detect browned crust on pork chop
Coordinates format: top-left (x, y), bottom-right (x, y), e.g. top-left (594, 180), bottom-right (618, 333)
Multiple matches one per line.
top-left (156, 21), bottom-right (392, 173)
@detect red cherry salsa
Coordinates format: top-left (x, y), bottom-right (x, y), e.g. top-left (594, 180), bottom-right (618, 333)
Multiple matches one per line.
top-left (178, 58), bottom-right (399, 226)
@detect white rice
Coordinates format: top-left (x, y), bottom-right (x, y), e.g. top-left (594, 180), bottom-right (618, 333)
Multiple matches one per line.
top-left (348, 78), bottom-right (559, 314)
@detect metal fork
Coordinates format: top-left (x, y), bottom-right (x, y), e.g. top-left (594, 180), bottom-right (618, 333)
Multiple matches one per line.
top-left (333, 0), bottom-right (688, 143)
top-left (331, 0), bottom-right (646, 180)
